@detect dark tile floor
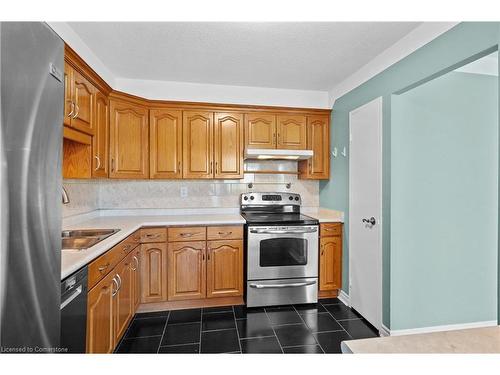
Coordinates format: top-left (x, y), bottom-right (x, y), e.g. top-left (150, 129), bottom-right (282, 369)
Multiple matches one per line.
top-left (115, 298), bottom-right (378, 354)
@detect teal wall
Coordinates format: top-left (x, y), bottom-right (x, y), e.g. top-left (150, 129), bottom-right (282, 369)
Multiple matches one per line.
top-left (390, 71), bottom-right (498, 329)
top-left (319, 22), bottom-right (500, 329)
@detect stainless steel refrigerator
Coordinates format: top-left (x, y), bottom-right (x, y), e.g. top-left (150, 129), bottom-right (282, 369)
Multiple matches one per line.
top-left (0, 22), bottom-right (63, 351)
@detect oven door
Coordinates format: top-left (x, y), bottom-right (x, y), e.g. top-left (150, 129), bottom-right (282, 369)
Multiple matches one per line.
top-left (247, 225), bottom-right (318, 280)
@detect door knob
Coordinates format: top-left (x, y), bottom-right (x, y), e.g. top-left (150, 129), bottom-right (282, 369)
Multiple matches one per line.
top-left (362, 217), bottom-right (376, 226)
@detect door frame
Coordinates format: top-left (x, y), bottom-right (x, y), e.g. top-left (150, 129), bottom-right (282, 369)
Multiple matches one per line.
top-left (348, 96), bottom-right (383, 331)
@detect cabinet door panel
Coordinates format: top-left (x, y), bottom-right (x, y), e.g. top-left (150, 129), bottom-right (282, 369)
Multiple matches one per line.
top-left (277, 115), bottom-right (306, 149)
top-left (114, 253), bottom-right (134, 343)
top-left (168, 241), bottom-right (206, 301)
top-left (140, 243), bottom-right (168, 303)
top-left (319, 235), bottom-right (342, 292)
top-left (86, 271), bottom-right (115, 353)
top-left (299, 115), bottom-right (330, 180)
top-left (207, 240), bottom-right (243, 298)
top-left (132, 248), bottom-right (141, 310)
top-left (150, 109), bottom-right (182, 179)
top-left (245, 113), bottom-right (276, 149)
top-left (109, 100), bottom-right (149, 178)
top-left (71, 69), bottom-right (95, 135)
top-left (214, 112), bottom-right (243, 179)
top-left (92, 91), bottom-right (109, 177)
top-left (183, 111), bottom-right (213, 179)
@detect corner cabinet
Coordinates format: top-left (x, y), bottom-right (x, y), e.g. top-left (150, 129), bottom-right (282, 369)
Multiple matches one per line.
top-left (109, 99), bottom-right (149, 179)
top-left (299, 115), bottom-right (330, 180)
top-left (150, 109), bottom-right (183, 179)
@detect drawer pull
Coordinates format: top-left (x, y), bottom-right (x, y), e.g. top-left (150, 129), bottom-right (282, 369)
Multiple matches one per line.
top-left (98, 263), bottom-right (110, 273)
top-left (144, 233), bottom-right (160, 239)
top-left (249, 280), bottom-right (316, 289)
top-left (218, 231), bottom-right (232, 236)
top-left (179, 232), bottom-right (196, 237)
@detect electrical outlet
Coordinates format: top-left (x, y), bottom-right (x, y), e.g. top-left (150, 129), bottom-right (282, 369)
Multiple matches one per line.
top-left (180, 186), bottom-right (188, 198)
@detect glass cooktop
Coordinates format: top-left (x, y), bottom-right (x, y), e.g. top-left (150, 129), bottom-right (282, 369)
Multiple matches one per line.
top-left (241, 212), bottom-right (319, 225)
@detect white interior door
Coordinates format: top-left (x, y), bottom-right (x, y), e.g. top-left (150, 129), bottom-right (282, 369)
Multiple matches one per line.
top-left (349, 97), bottom-right (383, 331)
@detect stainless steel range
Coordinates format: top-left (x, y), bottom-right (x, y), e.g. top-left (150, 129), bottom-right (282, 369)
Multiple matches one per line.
top-left (240, 192), bottom-right (319, 307)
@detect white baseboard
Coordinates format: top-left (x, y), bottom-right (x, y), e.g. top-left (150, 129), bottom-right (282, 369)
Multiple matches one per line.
top-left (379, 324), bottom-right (391, 337)
top-left (386, 320), bottom-right (498, 336)
top-left (338, 290), bottom-right (350, 307)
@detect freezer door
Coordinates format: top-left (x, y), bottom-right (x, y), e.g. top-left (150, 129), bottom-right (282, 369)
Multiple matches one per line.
top-left (0, 22), bottom-right (64, 351)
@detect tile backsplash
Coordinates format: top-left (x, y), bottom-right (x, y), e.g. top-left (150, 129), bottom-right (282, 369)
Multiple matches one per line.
top-left (62, 162), bottom-right (319, 218)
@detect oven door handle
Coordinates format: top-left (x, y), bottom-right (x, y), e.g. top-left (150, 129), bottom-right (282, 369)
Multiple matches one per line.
top-left (249, 280), bottom-right (317, 289)
top-left (249, 228), bottom-right (317, 234)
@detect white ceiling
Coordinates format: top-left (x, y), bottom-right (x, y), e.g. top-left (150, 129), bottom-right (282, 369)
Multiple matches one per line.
top-left (67, 22), bottom-right (421, 92)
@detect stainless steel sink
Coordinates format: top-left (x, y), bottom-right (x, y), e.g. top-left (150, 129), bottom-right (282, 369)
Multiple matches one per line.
top-left (61, 228), bottom-right (120, 250)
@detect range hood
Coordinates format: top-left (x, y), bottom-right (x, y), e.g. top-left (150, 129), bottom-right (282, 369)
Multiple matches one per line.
top-left (244, 148), bottom-right (313, 160)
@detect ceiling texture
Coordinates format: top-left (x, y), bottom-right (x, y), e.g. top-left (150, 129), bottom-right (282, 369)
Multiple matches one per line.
top-left (68, 22), bottom-right (421, 92)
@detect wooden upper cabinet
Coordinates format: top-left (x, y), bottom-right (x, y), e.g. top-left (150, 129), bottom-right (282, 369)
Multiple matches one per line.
top-left (245, 113), bottom-right (276, 149)
top-left (214, 112), bottom-right (244, 179)
top-left (206, 240), bottom-right (243, 298)
top-left (150, 109), bottom-right (183, 179)
top-left (183, 111), bottom-right (214, 179)
top-left (64, 63), bottom-right (95, 135)
top-left (86, 271), bottom-right (115, 354)
top-left (277, 115), bottom-right (306, 149)
top-left (319, 235), bottom-right (342, 292)
top-left (168, 241), bottom-right (206, 301)
top-left (92, 91), bottom-right (109, 178)
top-left (299, 115), bottom-right (330, 180)
top-left (109, 100), bottom-right (149, 179)
top-left (71, 69), bottom-right (95, 135)
top-left (140, 243), bottom-right (168, 304)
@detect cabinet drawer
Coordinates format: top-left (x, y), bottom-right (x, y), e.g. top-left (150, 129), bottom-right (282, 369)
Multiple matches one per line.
top-left (88, 232), bottom-right (140, 289)
top-left (207, 225), bottom-right (243, 240)
top-left (320, 223), bottom-right (342, 237)
top-left (168, 226), bottom-right (207, 242)
top-left (140, 227), bottom-right (167, 243)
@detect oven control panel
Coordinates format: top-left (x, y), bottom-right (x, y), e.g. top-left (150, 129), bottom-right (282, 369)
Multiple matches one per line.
top-left (241, 192), bottom-right (301, 206)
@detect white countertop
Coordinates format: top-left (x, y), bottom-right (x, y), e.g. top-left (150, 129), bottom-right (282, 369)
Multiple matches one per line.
top-left (61, 213), bottom-right (246, 280)
top-left (341, 326), bottom-right (500, 353)
top-left (61, 207), bottom-right (344, 280)
top-left (303, 207), bottom-right (344, 223)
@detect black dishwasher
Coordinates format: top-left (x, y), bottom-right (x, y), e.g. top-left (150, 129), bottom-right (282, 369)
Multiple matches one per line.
top-left (60, 266), bottom-right (88, 353)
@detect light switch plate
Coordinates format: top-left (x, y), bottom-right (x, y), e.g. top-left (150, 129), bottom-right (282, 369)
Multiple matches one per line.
top-left (180, 186), bottom-right (188, 198)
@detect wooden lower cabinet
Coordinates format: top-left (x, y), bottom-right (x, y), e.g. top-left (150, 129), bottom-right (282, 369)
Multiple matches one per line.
top-left (319, 232), bottom-right (342, 294)
top-left (206, 240), bottom-right (243, 298)
top-left (114, 252), bottom-right (135, 343)
top-left (168, 241), bottom-right (206, 301)
top-left (132, 247), bottom-right (141, 310)
top-left (140, 243), bottom-right (168, 303)
top-left (86, 270), bottom-right (116, 354)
